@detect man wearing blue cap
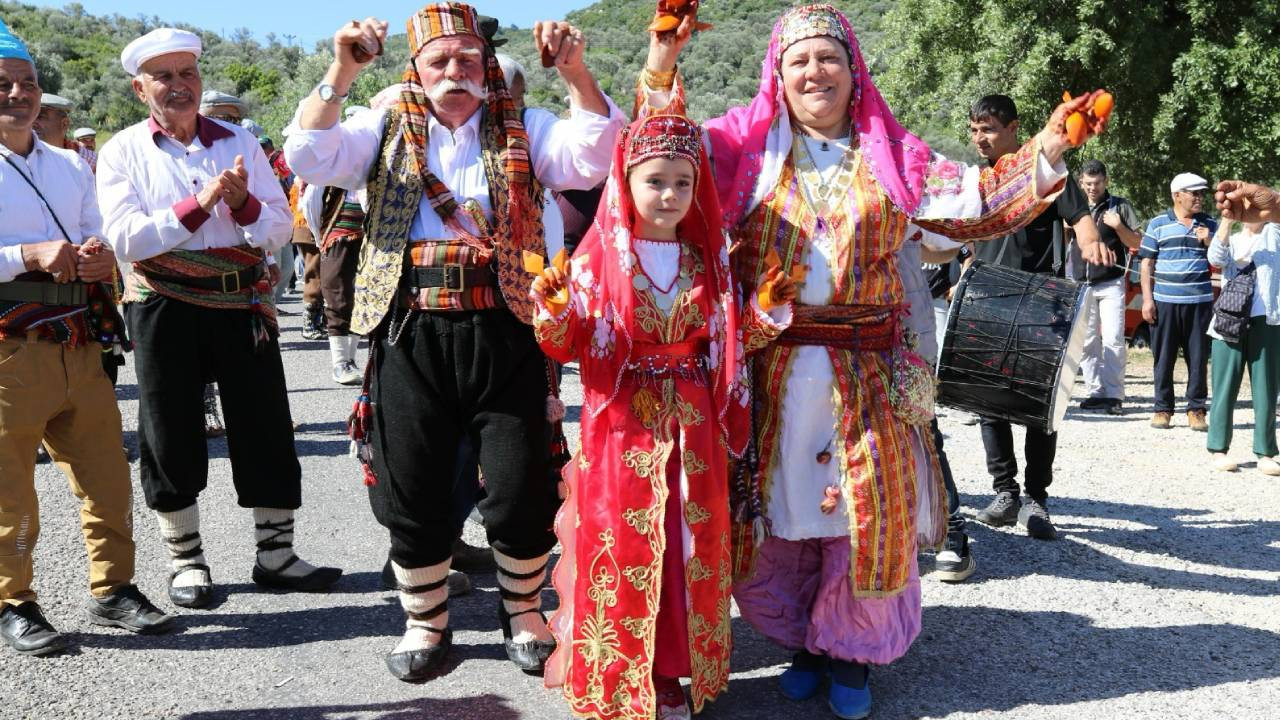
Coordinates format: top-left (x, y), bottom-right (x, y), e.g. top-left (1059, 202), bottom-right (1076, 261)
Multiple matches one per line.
top-left (0, 17), bottom-right (172, 657)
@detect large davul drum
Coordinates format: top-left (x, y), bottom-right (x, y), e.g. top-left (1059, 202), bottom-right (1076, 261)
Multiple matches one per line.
top-left (936, 261), bottom-right (1091, 434)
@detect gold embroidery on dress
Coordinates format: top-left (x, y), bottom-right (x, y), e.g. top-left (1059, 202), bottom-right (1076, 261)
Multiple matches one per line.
top-left (534, 310), bottom-right (572, 348)
top-left (622, 508), bottom-right (653, 535)
top-left (681, 448), bottom-right (708, 476)
top-left (621, 447), bottom-right (664, 480)
top-left (576, 529), bottom-right (629, 706)
top-left (620, 616), bottom-right (650, 640)
top-left (684, 501), bottom-right (711, 525)
top-left (687, 557), bottom-right (713, 583)
top-left (622, 564), bottom-right (655, 592)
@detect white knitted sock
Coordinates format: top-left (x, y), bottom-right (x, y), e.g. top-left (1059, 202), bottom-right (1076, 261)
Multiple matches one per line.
top-left (155, 503), bottom-right (209, 589)
top-left (392, 559), bottom-right (451, 653)
top-left (253, 508), bottom-right (322, 579)
top-left (493, 550), bottom-right (552, 644)
top-left (328, 336), bottom-right (346, 367)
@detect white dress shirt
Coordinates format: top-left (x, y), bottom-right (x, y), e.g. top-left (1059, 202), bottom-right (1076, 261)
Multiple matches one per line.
top-left (0, 134), bottom-right (100, 282)
top-left (96, 116), bottom-right (293, 263)
top-left (283, 102), bottom-right (624, 241)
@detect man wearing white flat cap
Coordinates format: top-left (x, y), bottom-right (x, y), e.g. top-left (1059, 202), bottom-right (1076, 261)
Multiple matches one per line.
top-left (33, 92), bottom-right (95, 171)
top-left (1139, 172), bottom-right (1218, 430)
top-left (73, 127), bottom-right (96, 151)
top-left (97, 27), bottom-right (341, 611)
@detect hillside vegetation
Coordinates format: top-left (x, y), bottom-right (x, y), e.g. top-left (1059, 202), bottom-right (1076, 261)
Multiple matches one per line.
top-left (6, 0), bottom-right (1275, 213)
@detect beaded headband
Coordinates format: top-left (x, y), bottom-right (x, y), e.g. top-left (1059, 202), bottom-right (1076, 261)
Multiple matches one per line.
top-left (624, 115), bottom-right (702, 173)
top-left (776, 4), bottom-right (851, 57)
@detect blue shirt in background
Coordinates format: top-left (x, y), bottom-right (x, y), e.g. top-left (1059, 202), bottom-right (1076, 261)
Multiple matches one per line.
top-left (1139, 210), bottom-right (1217, 304)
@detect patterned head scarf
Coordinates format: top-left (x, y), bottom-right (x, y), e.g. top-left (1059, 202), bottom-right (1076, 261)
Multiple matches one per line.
top-left (704, 3), bottom-right (932, 225)
top-left (397, 3), bottom-right (534, 225)
top-left (573, 113), bottom-right (749, 454)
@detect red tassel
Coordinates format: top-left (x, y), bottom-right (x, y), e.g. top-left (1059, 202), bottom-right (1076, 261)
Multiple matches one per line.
top-left (361, 463), bottom-right (378, 487)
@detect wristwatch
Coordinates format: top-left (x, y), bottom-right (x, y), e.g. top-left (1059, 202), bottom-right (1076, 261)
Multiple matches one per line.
top-left (315, 83), bottom-right (348, 105)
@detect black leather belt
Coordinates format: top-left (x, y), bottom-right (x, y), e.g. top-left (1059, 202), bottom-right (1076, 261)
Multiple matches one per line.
top-left (145, 265), bottom-right (263, 293)
top-left (0, 280), bottom-right (88, 306)
top-left (405, 263), bottom-right (497, 294)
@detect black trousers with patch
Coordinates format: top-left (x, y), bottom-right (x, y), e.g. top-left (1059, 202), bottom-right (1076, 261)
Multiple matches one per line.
top-left (366, 308), bottom-right (558, 569)
top-left (126, 296), bottom-right (302, 512)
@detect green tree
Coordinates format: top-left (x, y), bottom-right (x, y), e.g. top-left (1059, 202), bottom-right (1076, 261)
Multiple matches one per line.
top-left (877, 0), bottom-right (1280, 216)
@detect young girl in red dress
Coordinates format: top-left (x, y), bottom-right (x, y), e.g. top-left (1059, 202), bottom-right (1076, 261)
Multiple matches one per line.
top-left (531, 114), bottom-right (795, 720)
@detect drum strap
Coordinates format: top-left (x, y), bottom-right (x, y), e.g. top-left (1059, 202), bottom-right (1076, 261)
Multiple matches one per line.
top-left (1052, 220), bottom-right (1065, 277)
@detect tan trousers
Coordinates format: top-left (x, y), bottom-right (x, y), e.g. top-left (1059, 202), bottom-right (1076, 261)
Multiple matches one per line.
top-left (0, 336), bottom-right (135, 605)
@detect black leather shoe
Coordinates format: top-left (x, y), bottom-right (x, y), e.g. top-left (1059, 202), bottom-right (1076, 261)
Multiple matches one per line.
top-left (498, 603), bottom-right (555, 674)
top-left (0, 602), bottom-right (67, 656)
top-left (88, 584), bottom-right (174, 634)
top-left (252, 556), bottom-right (342, 592)
top-left (169, 565), bottom-right (213, 609)
top-left (381, 557), bottom-right (470, 597)
top-left (385, 628), bottom-right (452, 683)
top-left (381, 557), bottom-right (395, 591)
top-left (451, 539), bottom-right (496, 574)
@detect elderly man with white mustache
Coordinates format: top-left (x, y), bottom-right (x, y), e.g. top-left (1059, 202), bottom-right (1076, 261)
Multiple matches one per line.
top-left (285, 2), bottom-right (623, 683)
top-left (96, 28), bottom-right (342, 613)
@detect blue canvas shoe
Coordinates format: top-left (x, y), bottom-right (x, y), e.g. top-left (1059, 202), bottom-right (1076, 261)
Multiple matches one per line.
top-left (778, 651), bottom-right (826, 701)
top-left (828, 661), bottom-right (871, 719)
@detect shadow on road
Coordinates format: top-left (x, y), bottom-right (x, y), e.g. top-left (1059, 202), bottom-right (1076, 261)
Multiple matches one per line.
top-left (720, 606), bottom-right (1280, 717)
top-left (178, 695), bottom-right (521, 720)
top-left (958, 494), bottom-right (1280, 596)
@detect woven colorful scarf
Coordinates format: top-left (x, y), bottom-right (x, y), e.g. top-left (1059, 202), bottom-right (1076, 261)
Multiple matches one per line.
top-left (355, 1), bottom-right (545, 324)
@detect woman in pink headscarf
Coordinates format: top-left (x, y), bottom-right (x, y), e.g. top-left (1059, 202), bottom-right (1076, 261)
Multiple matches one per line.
top-left (641, 5), bottom-right (1108, 718)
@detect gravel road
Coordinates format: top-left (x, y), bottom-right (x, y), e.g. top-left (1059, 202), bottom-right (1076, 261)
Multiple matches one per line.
top-left (4, 295), bottom-right (1277, 720)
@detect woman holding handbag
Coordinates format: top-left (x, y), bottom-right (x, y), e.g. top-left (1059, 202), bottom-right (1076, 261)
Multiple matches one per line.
top-left (1206, 220), bottom-right (1280, 473)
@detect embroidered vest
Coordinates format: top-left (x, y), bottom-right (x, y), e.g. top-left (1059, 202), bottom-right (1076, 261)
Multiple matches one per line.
top-left (353, 108), bottom-right (546, 335)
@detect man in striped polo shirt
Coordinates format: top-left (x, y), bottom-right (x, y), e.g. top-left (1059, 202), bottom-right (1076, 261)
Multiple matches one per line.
top-left (1139, 172), bottom-right (1217, 430)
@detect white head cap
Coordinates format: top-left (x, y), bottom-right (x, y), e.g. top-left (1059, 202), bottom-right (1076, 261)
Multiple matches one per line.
top-left (73, 127), bottom-right (96, 139)
top-left (1170, 172), bottom-right (1209, 193)
top-left (121, 28), bottom-right (202, 75)
top-left (495, 53), bottom-right (525, 90)
top-left (344, 105), bottom-right (372, 120)
top-left (40, 93), bottom-right (74, 112)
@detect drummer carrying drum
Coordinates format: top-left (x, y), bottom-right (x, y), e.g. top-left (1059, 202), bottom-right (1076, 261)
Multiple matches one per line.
top-left (965, 94), bottom-right (1111, 541)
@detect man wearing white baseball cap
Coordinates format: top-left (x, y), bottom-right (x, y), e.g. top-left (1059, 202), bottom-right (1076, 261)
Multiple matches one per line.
top-left (97, 27), bottom-right (341, 610)
top-left (1139, 171), bottom-right (1218, 430)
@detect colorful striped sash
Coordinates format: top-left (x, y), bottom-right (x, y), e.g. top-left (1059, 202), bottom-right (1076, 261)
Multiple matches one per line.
top-left (128, 246), bottom-right (276, 350)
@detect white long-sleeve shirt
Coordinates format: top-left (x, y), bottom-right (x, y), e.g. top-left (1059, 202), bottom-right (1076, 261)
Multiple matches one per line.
top-left (0, 134), bottom-right (100, 282)
top-left (96, 116), bottom-right (292, 262)
top-left (283, 102), bottom-right (624, 241)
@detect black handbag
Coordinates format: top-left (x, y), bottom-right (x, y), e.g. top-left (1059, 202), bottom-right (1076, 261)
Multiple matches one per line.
top-left (1212, 261), bottom-right (1257, 343)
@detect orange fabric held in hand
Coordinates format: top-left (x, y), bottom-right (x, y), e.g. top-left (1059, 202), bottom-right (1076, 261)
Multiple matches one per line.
top-left (525, 249), bottom-right (571, 315)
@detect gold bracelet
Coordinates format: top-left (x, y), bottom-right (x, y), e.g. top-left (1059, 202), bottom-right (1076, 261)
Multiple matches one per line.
top-left (643, 66), bottom-right (677, 91)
